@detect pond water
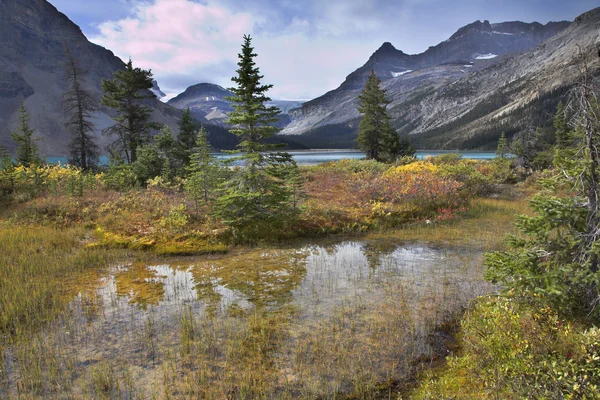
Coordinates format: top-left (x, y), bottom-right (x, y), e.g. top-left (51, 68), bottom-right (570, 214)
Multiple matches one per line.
top-left (46, 149), bottom-right (497, 167)
top-left (1, 234), bottom-right (492, 398)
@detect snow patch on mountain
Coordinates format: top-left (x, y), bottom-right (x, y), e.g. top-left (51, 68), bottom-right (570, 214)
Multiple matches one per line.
top-left (392, 70), bottom-right (413, 77)
top-left (475, 53), bottom-right (498, 60)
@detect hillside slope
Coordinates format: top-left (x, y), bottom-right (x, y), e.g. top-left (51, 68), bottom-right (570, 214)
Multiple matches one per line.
top-left (0, 0), bottom-right (181, 156)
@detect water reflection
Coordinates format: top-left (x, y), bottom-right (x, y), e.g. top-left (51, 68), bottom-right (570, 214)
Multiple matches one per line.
top-left (108, 239), bottom-right (484, 321)
top-left (2, 234), bottom-right (492, 398)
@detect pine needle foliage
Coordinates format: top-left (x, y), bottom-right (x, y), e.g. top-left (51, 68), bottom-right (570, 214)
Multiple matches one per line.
top-left (186, 126), bottom-right (220, 215)
top-left (485, 49), bottom-right (600, 319)
top-left (225, 34), bottom-right (281, 155)
top-left (11, 101), bottom-right (41, 167)
top-left (357, 70), bottom-right (412, 162)
top-left (101, 59), bottom-right (158, 164)
top-left (176, 108), bottom-right (197, 167)
top-left (215, 34), bottom-right (299, 242)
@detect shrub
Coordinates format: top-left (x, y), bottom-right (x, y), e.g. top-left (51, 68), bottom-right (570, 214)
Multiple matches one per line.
top-left (103, 163), bottom-right (137, 192)
top-left (414, 297), bottom-right (600, 399)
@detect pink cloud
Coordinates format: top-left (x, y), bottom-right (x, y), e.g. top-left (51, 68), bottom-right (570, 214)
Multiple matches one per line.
top-left (91, 0), bottom-right (253, 74)
top-left (89, 0), bottom-right (379, 100)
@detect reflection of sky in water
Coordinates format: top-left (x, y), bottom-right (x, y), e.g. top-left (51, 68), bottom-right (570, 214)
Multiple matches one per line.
top-left (91, 240), bottom-right (483, 325)
top-left (30, 237), bottom-right (489, 396)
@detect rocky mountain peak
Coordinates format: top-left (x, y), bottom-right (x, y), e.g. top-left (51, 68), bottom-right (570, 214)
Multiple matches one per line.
top-left (376, 42), bottom-right (400, 53)
top-left (574, 7), bottom-right (600, 24)
top-left (168, 83), bottom-right (233, 104)
top-left (151, 80), bottom-right (166, 99)
top-left (449, 20), bottom-right (492, 40)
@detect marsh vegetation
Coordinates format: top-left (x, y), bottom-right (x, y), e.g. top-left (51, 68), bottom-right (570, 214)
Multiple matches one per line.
top-left (0, 192), bottom-right (524, 398)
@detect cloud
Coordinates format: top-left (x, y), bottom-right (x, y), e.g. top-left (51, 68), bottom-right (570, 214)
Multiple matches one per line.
top-left (87, 0), bottom-right (595, 100)
top-left (89, 0), bottom-right (390, 100)
top-left (90, 0), bottom-right (253, 92)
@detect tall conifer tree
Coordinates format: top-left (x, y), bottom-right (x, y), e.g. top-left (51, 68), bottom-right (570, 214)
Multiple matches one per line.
top-left (101, 59), bottom-right (157, 164)
top-left (11, 101), bottom-right (41, 166)
top-left (177, 108), bottom-right (197, 156)
top-left (186, 126), bottom-right (220, 215)
top-left (357, 70), bottom-right (408, 162)
top-left (215, 34), bottom-right (298, 241)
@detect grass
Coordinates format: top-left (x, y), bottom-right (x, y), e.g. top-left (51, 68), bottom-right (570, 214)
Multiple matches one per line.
top-left (0, 230), bottom-right (494, 398)
top-left (0, 223), bottom-right (122, 339)
top-left (0, 160), bottom-right (532, 398)
top-left (365, 194), bottom-right (531, 252)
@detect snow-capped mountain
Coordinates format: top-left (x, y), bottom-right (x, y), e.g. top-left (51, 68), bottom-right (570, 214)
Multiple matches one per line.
top-left (167, 83), bottom-right (303, 127)
top-left (280, 17), bottom-right (575, 148)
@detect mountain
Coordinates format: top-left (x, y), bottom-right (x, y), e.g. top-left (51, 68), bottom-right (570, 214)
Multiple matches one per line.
top-left (151, 80), bottom-right (166, 100)
top-left (168, 83), bottom-right (234, 122)
top-left (167, 83), bottom-right (304, 127)
top-left (281, 16), bottom-right (577, 148)
top-left (0, 0), bottom-right (182, 156)
top-left (403, 8), bottom-right (600, 149)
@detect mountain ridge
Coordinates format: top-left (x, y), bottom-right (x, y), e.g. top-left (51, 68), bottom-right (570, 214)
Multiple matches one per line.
top-left (281, 17), bottom-right (574, 143)
top-left (0, 0), bottom-right (182, 156)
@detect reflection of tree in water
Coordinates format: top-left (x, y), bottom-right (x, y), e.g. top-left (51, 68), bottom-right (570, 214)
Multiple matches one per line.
top-left (362, 239), bottom-right (399, 269)
top-left (114, 263), bottom-right (166, 308)
top-left (191, 249), bottom-right (308, 313)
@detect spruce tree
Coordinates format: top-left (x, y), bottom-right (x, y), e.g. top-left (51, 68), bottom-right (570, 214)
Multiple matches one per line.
top-left (155, 125), bottom-right (176, 166)
top-left (356, 70), bottom-right (401, 162)
top-left (131, 144), bottom-right (163, 186)
top-left (486, 50), bottom-right (600, 318)
top-left (214, 34), bottom-right (298, 241)
top-left (186, 126), bottom-right (220, 215)
top-left (101, 59), bottom-right (158, 164)
top-left (176, 108), bottom-right (197, 166)
top-left (63, 45), bottom-right (99, 170)
top-left (11, 101), bottom-right (42, 166)
top-left (496, 132), bottom-right (509, 159)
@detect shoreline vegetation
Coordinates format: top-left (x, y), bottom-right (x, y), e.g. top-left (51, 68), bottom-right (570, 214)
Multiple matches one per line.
top-left (0, 150), bottom-right (529, 398)
top-left (2, 151), bottom-right (600, 398)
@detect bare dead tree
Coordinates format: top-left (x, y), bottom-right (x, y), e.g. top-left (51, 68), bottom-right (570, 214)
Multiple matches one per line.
top-left (564, 45), bottom-right (600, 311)
top-left (63, 45), bottom-right (99, 170)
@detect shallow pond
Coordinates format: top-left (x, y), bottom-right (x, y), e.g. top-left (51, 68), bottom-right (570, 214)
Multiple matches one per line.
top-left (2, 235), bottom-right (492, 398)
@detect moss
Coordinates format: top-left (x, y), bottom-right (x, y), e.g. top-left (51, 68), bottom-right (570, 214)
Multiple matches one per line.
top-left (154, 241), bottom-right (228, 256)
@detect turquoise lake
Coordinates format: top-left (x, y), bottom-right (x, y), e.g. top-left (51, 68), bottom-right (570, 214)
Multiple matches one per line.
top-left (46, 150), bottom-right (498, 166)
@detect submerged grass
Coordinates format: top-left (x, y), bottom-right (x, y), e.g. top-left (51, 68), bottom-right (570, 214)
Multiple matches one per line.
top-left (0, 223), bottom-right (121, 340)
top-left (367, 194), bottom-right (531, 251)
top-left (0, 163), bottom-right (532, 398)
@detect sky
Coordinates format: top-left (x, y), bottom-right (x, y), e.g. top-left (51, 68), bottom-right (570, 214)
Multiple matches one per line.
top-left (48, 0), bottom-right (598, 101)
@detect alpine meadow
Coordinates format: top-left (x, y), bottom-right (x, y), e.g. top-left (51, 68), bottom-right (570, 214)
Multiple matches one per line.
top-left (1, 1), bottom-right (600, 398)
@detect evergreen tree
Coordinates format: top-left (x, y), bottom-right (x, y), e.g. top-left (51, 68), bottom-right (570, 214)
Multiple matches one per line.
top-left (214, 34), bottom-right (298, 241)
top-left (225, 35), bottom-right (281, 154)
top-left (101, 59), bottom-right (158, 164)
top-left (63, 45), bottom-right (99, 170)
top-left (176, 108), bottom-right (197, 166)
top-left (496, 132), bottom-right (509, 159)
top-left (185, 126), bottom-right (220, 215)
top-left (11, 101), bottom-right (42, 166)
top-left (394, 135), bottom-right (416, 159)
top-left (486, 50), bottom-right (600, 318)
top-left (131, 144), bottom-right (163, 186)
top-left (356, 70), bottom-right (401, 162)
top-left (155, 125), bottom-right (176, 161)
